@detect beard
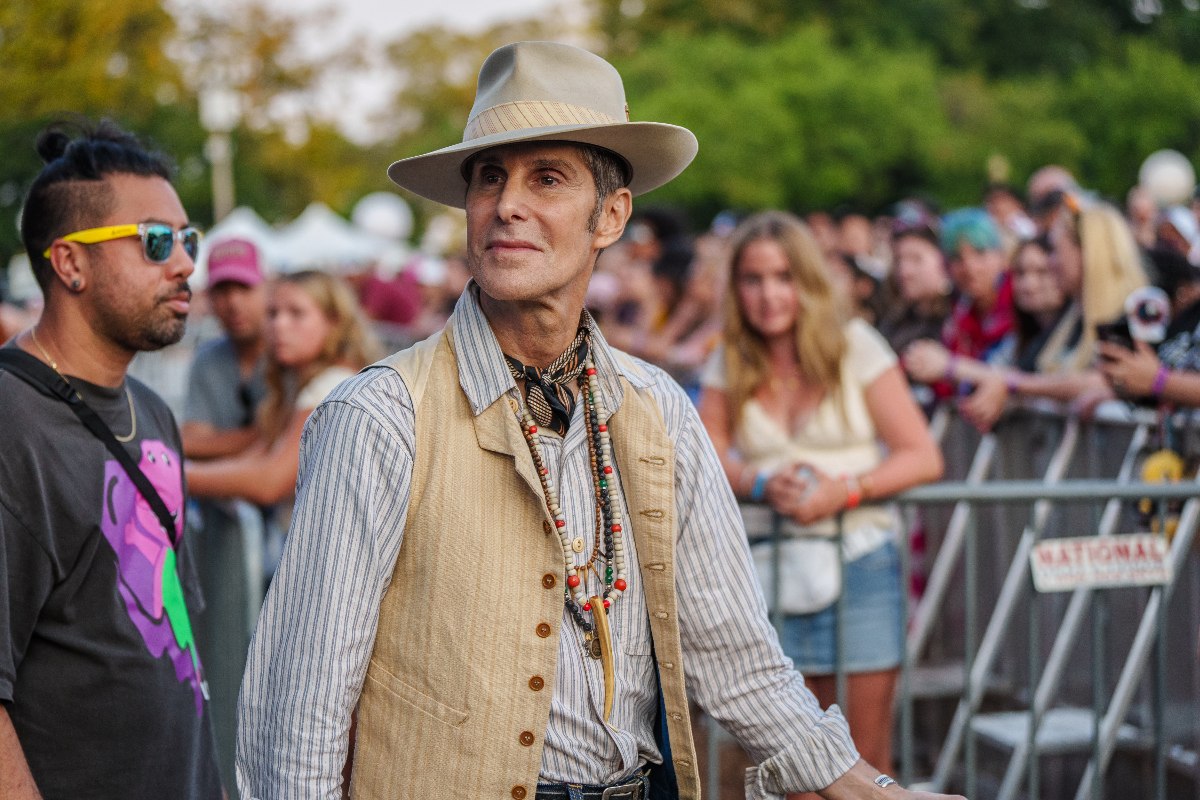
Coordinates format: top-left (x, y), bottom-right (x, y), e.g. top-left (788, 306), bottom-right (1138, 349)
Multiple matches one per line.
top-left (96, 281), bottom-right (191, 352)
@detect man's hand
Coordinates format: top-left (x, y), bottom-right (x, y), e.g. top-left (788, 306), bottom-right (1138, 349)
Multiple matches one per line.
top-left (818, 759), bottom-right (966, 800)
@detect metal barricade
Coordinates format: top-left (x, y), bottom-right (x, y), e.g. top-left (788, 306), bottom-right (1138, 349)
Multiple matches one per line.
top-left (698, 401), bottom-right (1200, 800)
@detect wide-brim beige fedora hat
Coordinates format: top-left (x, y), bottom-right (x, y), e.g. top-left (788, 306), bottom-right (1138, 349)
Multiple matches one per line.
top-left (387, 41), bottom-right (698, 209)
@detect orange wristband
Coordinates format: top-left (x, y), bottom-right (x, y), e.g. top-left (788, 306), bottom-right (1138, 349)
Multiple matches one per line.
top-left (841, 474), bottom-right (862, 510)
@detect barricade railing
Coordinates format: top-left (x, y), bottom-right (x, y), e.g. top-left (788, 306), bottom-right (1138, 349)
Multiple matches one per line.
top-left (703, 401), bottom-right (1199, 800)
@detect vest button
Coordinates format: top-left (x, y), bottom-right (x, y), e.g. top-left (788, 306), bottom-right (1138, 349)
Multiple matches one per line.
top-left (542, 573), bottom-right (556, 589)
top-left (519, 730), bottom-right (535, 746)
top-left (512, 787), bottom-right (527, 799)
top-left (536, 622), bottom-right (552, 638)
top-left (529, 675), bottom-right (545, 691)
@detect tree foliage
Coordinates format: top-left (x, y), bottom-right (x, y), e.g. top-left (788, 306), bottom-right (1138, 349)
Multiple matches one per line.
top-left (0, 0), bottom-right (383, 275)
top-left (0, 0), bottom-right (188, 272)
top-left (4, 0), bottom-right (1200, 277)
top-left (615, 27), bottom-right (947, 218)
top-left (597, 0), bottom-right (1200, 75)
top-left (598, 2), bottom-right (1200, 217)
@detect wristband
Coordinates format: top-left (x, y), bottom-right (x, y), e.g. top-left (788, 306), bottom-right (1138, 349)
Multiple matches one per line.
top-left (841, 474), bottom-right (862, 510)
top-left (1005, 371), bottom-right (1021, 395)
top-left (945, 355), bottom-right (959, 383)
top-left (750, 471), bottom-right (769, 502)
top-left (1152, 364), bottom-right (1171, 398)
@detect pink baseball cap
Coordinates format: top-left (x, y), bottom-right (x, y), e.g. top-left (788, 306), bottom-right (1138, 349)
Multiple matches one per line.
top-left (206, 238), bottom-right (264, 287)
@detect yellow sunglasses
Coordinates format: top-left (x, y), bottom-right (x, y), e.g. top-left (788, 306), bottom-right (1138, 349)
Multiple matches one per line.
top-left (44, 223), bottom-right (202, 264)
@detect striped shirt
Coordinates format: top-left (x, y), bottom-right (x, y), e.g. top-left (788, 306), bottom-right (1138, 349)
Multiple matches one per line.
top-left (236, 287), bottom-right (859, 799)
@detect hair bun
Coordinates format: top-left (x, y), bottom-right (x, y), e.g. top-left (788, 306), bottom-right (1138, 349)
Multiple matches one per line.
top-left (34, 129), bottom-right (73, 165)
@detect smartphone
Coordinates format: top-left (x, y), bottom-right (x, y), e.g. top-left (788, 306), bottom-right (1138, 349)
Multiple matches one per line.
top-left (1095, 318), bottom-right (1135, 352)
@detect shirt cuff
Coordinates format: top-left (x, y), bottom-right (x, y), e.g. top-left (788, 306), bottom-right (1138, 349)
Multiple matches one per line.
top-left (742, 703), bottom-right (861, 797)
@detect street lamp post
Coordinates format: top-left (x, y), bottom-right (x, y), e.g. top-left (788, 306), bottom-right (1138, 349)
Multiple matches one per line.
top-left (200, 86), bottom-right (241, 223)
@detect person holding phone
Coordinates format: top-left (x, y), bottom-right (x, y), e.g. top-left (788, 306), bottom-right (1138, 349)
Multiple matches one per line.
top-left (910, 200), bottom-right (1147, 428)
top-left (1098, 251), bottom-right (1200, 406)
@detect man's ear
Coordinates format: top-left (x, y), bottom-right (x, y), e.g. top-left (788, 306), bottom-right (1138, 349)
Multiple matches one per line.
top-left (593, 188), bottom-right (633, 251)
top-left (44, 241), bottom-right (89, 294)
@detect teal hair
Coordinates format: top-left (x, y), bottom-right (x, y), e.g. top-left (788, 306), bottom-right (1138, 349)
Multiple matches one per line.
top-left (940, 207), bottom-right (1002, 256)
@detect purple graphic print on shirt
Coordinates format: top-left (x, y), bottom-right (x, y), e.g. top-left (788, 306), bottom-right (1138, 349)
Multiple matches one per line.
top-left (100, 439), bottom-right (207, 715)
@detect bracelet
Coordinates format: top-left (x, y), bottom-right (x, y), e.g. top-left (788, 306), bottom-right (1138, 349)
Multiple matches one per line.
top-left (841, 474), bottom-right (862, 510)
top-left (750, 471), bottom-right (769, 502)
top-left (1152, 364), bottom-right (1171, 398)
top-left (944, 354), bottom-right (959, 382)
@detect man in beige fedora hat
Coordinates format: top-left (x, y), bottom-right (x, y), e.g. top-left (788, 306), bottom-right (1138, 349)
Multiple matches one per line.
top-left (237, 41), bottom-right (964, 800)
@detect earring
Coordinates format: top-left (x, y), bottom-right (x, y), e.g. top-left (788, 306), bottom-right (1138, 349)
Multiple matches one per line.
top-left (71, 279), bottom-right (81, 291)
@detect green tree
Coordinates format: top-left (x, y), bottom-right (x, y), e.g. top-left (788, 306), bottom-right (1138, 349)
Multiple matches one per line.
top-left (592, 0), bottom-right (1200, 74)
top-left (1066, 39), bottom-right (1200, 198)
top-left (614, 27), bottom-right (948, 218)
top-left (172, 2), bottom-right (367, 134)
top-left (0, 0), bottom-right (189, 272)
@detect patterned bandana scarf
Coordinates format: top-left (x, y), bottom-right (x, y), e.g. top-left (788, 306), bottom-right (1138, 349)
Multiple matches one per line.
top-left (505, 316), bottom-right (592, 437)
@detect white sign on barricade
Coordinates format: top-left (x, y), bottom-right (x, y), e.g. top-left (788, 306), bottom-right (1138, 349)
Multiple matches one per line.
top-left (1030, 533), bottom-right (1172, 592)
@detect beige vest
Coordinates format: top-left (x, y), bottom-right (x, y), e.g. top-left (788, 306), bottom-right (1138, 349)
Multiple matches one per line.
top-left (350, 329), bottom-right (700, 799)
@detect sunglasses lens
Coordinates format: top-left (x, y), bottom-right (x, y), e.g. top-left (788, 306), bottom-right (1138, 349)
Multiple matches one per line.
top-left (143, 225), bottom-right (175, 263)
top-left (181, 228), bottom-right (201, 261)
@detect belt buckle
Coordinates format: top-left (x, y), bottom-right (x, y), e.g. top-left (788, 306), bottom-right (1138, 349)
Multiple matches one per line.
top-left (600, 780), bottom-right (641, 800)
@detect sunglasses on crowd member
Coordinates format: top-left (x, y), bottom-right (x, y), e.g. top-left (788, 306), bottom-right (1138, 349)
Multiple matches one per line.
top-left (43, 223), bottom-right (203, 264)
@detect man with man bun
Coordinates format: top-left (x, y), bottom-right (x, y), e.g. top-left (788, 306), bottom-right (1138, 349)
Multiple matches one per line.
top-left (0, 120), bottom-right (222, 799)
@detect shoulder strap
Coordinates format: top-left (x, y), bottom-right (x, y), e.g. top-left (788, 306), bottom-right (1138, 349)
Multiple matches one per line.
top-left (0, 349), bottom-right (180, 546)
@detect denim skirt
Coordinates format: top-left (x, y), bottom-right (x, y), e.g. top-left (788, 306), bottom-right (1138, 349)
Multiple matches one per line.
top-left (778, 540), bottom-right (903, 675)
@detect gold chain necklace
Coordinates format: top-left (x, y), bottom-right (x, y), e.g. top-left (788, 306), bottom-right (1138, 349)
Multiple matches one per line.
top-left (28, 327), bottom-right (137, 443)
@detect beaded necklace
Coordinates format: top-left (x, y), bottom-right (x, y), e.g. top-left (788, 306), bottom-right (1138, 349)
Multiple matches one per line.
top-left (512, 357), bottom-right (628, 618)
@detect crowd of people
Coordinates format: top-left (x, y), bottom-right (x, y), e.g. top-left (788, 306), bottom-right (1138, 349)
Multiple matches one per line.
top-left (3, 36), bottom-right (1198, 800)
top-left (587, 169), bottom-right (1200, 428)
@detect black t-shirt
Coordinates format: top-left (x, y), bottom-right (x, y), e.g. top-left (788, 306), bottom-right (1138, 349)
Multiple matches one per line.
top-left (0, 358), bottom-right (222, 799)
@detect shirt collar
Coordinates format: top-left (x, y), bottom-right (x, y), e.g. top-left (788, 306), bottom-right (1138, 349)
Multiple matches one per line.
top-left (449, 282), bottom-right (652, 418)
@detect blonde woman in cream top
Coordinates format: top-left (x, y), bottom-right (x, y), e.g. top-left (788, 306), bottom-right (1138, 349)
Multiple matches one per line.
top-left (703, 317), bottom-right (901, 554)
top-left (698, 210), bottom-right (942, 788)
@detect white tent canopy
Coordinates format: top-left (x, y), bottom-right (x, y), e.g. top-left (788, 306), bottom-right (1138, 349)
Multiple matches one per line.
top-left (274, 202), bottom-right (393, 274)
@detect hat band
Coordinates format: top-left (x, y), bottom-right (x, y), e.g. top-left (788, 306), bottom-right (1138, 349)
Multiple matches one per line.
top-left (463, 100), bottom-right (623, 142)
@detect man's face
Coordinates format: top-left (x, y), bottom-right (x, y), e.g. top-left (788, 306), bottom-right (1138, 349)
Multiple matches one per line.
top-left (209, 280), bottom-right (267, 345)
top-left (84, 173), bottom-right (195, 352)
top-left (464, 142), bottom-right (629, 306)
